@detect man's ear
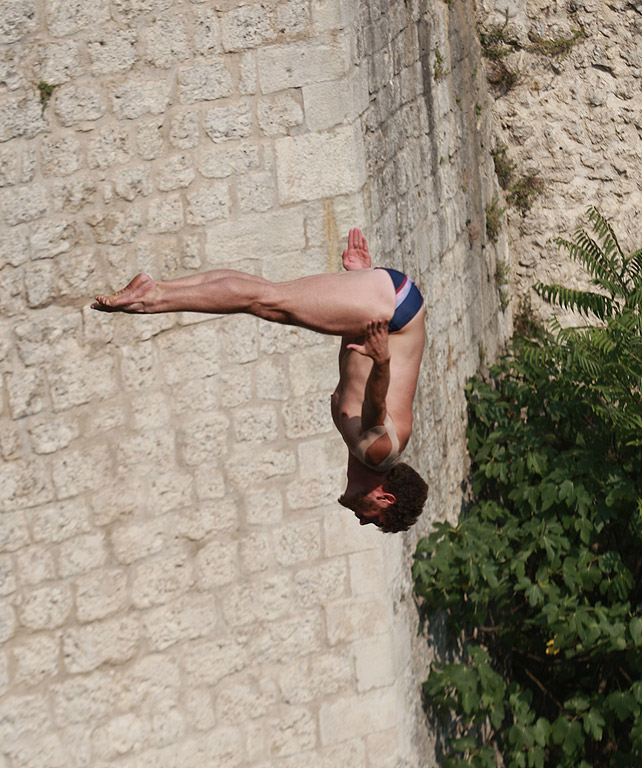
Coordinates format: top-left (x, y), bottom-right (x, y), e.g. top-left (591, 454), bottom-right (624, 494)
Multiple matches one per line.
top-left (376, 491), bottom-right (396, 506)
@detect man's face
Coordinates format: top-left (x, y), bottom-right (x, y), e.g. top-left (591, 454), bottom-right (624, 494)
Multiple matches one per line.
top-left (337, 493), bottom-right (386, 527)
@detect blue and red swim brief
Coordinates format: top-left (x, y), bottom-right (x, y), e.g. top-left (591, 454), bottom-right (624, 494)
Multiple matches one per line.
top-left (377, 267), bottom-right (424, 332)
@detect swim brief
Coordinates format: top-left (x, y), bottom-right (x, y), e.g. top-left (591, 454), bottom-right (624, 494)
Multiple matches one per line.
top-left (376, 268), bottom-right (424, 332)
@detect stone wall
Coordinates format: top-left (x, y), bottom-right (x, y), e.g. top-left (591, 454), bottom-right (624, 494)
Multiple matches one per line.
top-left (0, 1), bottom-right (507, 766)
top-left (477, 0), bottom-right (642, 318)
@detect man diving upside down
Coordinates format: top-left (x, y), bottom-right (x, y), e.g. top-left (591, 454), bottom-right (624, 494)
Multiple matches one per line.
top-left (92, 228), bottom-right (428, 532)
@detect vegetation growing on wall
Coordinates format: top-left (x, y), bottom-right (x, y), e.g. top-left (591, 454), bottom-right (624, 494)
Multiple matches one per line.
top-left (414, 209), bottom-right (642, 767)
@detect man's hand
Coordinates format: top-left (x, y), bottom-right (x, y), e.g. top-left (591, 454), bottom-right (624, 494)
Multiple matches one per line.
top-left (347, 320), bottom-right (390, 365)
top-left (342, 228), bottom-right (372, 271)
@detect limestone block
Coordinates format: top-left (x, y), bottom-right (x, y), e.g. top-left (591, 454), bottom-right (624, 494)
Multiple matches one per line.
top-left (147, 470), bottom-right (193, 514)
top-left (259, 321), bottom-right (322, 354)
top-left (0, 1), bottom-right (37, 44)
top-left (31, 498), bottom-right (90, 543)
top-left (348, 548), bottom-right (386, 596)
top-left (254, 356), bottom-right (290, 401)
top-left (8, 736), bottom-right (68, 768)
top-left (181, 637), bottom-right (247, 686)
top-left (114, 166), bottom-right (152, 200)
top-left (48, 354), bottom-right (117, 411)
top-left (1, 183), bottom-right (47, 225)
top-left (57, 533), bottom-right (108, 578)
top-left (112, 80), bottom-right (171, 119)
top-left (169, 111), bottom-right (200, 149)
top-left (258, 92), bottom-right (303, 136)
top-left (51, 670), bottom-right (118, 725)
top-left (140, 16), bottom-right (190, 69)
top-left (63, 616), bottom-right (139, 674)
top-left (19, 583), bottom-right (73, 630)
top-left (274, 520), bottom-right (321, 566)
top-left (216, 677), bottom-right (275, 723)
top-left (51, 173), bottom-right (99, 212)
top-left (194, 463), bottom-right (226, 501)
top-left (112, 0), bottom-right (173, 20)
top-left (91, 713), bottom-right (144, 762)
top-left (268, 707), bottom-right (316, 756)
top-left (311, 0), bottom-right (345, 32)
top-left (141, 593), bottom-right (218, 650)
top-left (12, 634), bottom-right (60, 686)
top-left (279, 652), bottom-right (352, 704)
top-left (221, 4), bottom-right (278, 51)
top-left (183, 688), bottom-right (216, 732)
top-left (51, 444), bottom-right (112, 498)
top-left (0, 94), bottom-right (46, 142)
top-left (178, 60), bottom-right (233, 103)
top-left (288, 344), bottom-right (337, 397)
top-left (239, 531), bottom-right (272, 573)
top-left (326, 595), bottom-right (389, 645)
top-left (0, 456), bottom-right (54, 512)
top-left (293, 558), bottom-right (348, 607)
top-left (194, 8), bottom-right (222, 55)
top-left (226, 445), bottom-right (296, 486)
top-left (0, 510), bottom-right (29, 552)
top-left (204, 103), bottom-right (252, 142)
top-left (205, 208), bottom-right (305, 260)
top-left (196, 538), bottom-right (239, 588)
top-left (40, 134), bottom-right (81, 177)
top-left (0, 651), bottom-right (8, 694)
top-left (244, 487), bottom-right (283, 525)
top-left (34, 40), bottom-right (80, 85)
top-left (186, 182), bottom-right (230, 224)
top-left (16, 544), bottom-right (56, 586)
top-left (198, 143), bottom-right (261, 178)
top-left (0, 693), bottom-right (50, 749)
top-left (87, 28), bottom-right (137, 75)
top-left (13, 311), bottom-right (81, 367)
top-left (46, 0), bottom-right (110, 36)
top-left (319, 688), bottom-right (398, 745)
top-left (115, 653), bottom-right (181, 711)
top-left (257, 40), bottom-right (348, 93)
top-left (111, 516), bottom-right (167, 565)
top-left (75, 567), bottom-right (128, 622)
top-left (237, 170), bottom-right (276, 213)
top-left (0, 226), bottom-right (28, 266)
top-left (353, 633), bottom-right (395, 691)
top-left (240, 50), bottom-right (257, 94)
top-left (277, 0), bottom-right (311, 34)
top-left (7, 366), bottom-right (46, 418)
top-left (0, 556), bottom-right (16, 596)
top-left (54, 85), bottom-right (106, 126)
top-left (148, 194), bottom-right (184, 233)
top-left (303, 79), bottom-right (359, 131)
top-left (233, 405), bottom-right (278, 443)
top-left (276, 124), bottom-right (366, 203)
top-left (219, 364), bottom-right (253, 408)
top-left (366, 729), bottom-right (401, 768)
top-left (283, 393), bottom-right (331, 439)
top-left (131, 547), bottom-right (194, 608)
top-left (0, 602), bottom-right (16, 643)
top-left (179, 413), bottom-right (229, 465)
top-left (249, 610), bottom-right (323, 662)
top-left (87, 126), bottom-right (132, 170)
top-left (116, 428), bottom-right (175, 469)
top-left (0, 146), bottom-right (32, 187)
top-left (323, 507), bottom-right (380, 557)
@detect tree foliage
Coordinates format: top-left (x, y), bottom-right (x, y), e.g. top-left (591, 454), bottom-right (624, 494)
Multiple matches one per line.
top-left (413, 208), bottom-right (642, 767)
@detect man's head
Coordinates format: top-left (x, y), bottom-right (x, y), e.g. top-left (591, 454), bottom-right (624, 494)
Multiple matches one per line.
top-left (338, 463), bottom-right (428, 532)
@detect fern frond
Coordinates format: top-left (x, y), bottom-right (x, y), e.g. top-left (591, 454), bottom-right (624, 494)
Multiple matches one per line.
top-left (624, 249), bottom-right (642, 285)
top-left (587, 206), bottom-right (625, 261)
top-left (535, 282), bottom-right (615, 320)
top-left (555, 236), bottom-right (616, 290)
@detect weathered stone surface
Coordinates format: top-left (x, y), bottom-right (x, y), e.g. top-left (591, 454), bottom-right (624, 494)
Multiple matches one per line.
top-left (275, 125), bottom-right (366, 203)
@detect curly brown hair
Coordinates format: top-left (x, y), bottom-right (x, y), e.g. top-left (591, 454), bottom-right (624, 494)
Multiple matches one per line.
top-left (379, 462), bottom-right (428, 533)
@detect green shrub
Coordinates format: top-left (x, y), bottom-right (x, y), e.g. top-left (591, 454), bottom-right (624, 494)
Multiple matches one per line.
top-left (414, 208), bottom-right (642, 768)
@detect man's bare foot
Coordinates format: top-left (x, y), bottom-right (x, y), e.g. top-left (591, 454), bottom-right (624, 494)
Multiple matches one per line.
top-left (342, 228), bottom-right (372, 271)
top-left (92, 273), bottom-right (159, 313)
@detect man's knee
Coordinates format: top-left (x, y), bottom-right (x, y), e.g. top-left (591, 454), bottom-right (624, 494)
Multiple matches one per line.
top-left (249, 282), bottom-right (289, 323)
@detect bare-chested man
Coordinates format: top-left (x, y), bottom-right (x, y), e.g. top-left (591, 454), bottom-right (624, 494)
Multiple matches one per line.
top-left (92, 228), bottom-right (428, 532)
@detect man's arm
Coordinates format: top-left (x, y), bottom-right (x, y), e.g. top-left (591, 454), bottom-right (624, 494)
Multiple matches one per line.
top-left (347, 320), bottom-right (391, 429)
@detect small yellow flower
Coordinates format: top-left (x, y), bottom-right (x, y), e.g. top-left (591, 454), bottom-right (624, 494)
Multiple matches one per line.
top-left (545, 637), bottom-right (560, 656)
